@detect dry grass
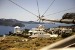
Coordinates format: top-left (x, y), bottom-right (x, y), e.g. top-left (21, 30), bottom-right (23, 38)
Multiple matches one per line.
top-left (8, 48), bottom-right (29, 50)
top-left (0, 36), bottom-right (63, 50)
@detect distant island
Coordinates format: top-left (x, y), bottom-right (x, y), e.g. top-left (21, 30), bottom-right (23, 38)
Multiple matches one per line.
top-left (0, 18), bottom-right (25, 27)
top-left (0, 18), bottom-right (45, 27)
top-left (21, 21), bottom-right (45, 24)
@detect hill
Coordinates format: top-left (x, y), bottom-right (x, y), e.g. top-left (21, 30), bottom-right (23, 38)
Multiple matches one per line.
top-left (0, 18), bottom-right (25, 27)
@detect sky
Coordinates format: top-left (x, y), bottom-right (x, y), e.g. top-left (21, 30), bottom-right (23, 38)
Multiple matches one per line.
top-left (0, 0), bottom-right (75, 21)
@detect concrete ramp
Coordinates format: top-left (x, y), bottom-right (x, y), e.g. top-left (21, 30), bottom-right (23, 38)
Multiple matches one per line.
top-left (39, 35), bottom-right (75, 50)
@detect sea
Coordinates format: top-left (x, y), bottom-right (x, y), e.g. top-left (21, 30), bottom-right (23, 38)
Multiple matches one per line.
top-left (0, 23), bottom-right (74, 35)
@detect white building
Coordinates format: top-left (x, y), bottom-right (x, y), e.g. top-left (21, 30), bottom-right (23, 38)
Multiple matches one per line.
top-left (14, 26), bottom-right (21, 34)
top-left (50, 27), bottom-right (72, 34)
top-left (29, 24), bottom-right (45, 37)
top-left (29, 24), bottom-right (58, 38)
top-left (62, 28), bottom-right (72, 33)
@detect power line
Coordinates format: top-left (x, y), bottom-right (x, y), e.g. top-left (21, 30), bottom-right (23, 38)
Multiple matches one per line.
top-left (46, 7), bottom-right (75, 16)
top-left (42, 0), bottom-right (55, 16)
top-left (8, 0), bottom-right (37, 17)
top-left (36, 0), bottom-right (40, 16)
top-left (36, 0), bottom-right (43, 24)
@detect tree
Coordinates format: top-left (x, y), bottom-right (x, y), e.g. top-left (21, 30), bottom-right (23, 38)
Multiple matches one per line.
top-left (48, 31), bottom-right (52, 34)
top-left (22, 29), bottom-right (29, 35)
top-left (61, 32), bottom-right (72, 38)
top-left (9, 31), bottom-right (13, 35)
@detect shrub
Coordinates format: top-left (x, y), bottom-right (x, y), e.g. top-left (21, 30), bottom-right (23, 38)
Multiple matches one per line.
top-left (0, 45), bottom-right (9, 50)
top-left (61, 32), bottom-right (72, 38)
top-left (9, 31), bottom-right (13, 35)
top-left (36, 43), bottom-right (40, 46)
top-left (48, 31), bottom-right (52, 34)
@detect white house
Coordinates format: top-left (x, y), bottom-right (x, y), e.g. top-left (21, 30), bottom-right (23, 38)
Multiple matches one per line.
top-left (50, 27), bottom-right (72, 34)
top-left (29, 24), bottom-right (45, 37)
top-left (62, 28), bottom-right (72, 33)
top-left (14, 26), bottom-right (21, 34)
top-left (29, 24), bottom-right (58, 38)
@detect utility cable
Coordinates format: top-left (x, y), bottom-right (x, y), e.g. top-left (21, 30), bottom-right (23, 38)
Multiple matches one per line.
top-left (42, 0), bottom-right (55, 16)
top-left (46, 6), bottom-right (75, 16)
top-left (36, 0), bottom-right (41, 24)
top-left (36, 0), bottom-right (40, 16)
top-left (8, 0), bottom-right (38, 31)
top-left (8, 0), bottom-right (37, 16)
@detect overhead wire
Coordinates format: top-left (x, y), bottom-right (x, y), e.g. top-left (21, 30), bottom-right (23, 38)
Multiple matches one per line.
top-left (46, 6), bottom-right (75, 16)
top-left (36, 0), bottom-right (42, 24)
top-left (8, 0), bottom-right (37, 17)
top-left (36, 0), bottom-right (40, 16)
top-left (42, 0), bottom-right (55, 16)
top-left (8, 0), bottom-right (38, 31)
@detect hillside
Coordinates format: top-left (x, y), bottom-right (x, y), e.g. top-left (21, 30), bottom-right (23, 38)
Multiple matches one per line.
top-left (0, 19), bottom-right (25, 27)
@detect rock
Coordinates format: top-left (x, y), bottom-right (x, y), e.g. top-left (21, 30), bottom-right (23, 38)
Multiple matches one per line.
top-left (62, 13), bottom-right (75, 19)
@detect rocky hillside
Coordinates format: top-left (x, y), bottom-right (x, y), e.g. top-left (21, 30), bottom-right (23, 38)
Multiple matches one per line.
top-left (62, 13), bottom-right (75, 19)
